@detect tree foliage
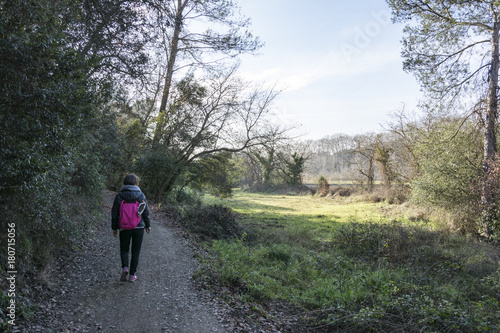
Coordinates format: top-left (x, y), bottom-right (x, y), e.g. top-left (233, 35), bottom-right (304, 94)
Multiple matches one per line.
top-left (136, 68), bottom-right (283, 201)
top-left (70, 0), bottom-right (151, 79)
top-left (387, 0), bottom-right (495, 102)
top-left (387, 0), bottom-right (500, 236)
top-left (0, 0), bottom-right (150, 269)
top-left (0, 0), bottom-right (98, 268)
top-left (410, 117), bottom-right (483, 213)
top-left (188, 152), bottom-right (242, 198)
top-left (149, 0), bottom-right (263, 145)
top-left (283, 152), bottom-right (307, 185)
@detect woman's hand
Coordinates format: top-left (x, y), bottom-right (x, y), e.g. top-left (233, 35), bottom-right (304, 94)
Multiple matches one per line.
top-left (146, 227), bottom-right (151, 234)
top-left (113, 230), bottom-right (118, 237)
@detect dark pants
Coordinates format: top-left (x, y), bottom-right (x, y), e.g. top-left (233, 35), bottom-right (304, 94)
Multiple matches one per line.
top-left (119, 228), bottom-right (144, 275)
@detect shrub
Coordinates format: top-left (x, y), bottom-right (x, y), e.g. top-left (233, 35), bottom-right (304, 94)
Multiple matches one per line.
top-left (410, 118), bottom-right (482, 231)
top-left (316, 176), bottom-right (330, 196)
top-left (247, 183), bottom-right (314, 196)
top-left (182, 204), bottom-right (242, 241)
top-left (331, 186), bottom-right (354, 197)
top-left (1, 167), bottom-right (101, 273)
top-left (367, 186), bottom-right (409, 204)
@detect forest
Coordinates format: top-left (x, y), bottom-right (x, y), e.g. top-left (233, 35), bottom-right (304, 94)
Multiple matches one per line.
top-left (2, 0), bottom-right (500, 331)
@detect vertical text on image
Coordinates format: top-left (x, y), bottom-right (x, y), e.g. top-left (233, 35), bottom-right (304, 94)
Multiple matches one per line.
top-left (7, 222), bottom-right (16, 271)
top-left (6, 222), bottom-right (17, 326)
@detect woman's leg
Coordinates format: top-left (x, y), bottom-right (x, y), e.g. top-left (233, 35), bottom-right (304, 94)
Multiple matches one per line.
top-left (129, 228), bottom-right (145, 275)
top-left (119, 230), bottom-right (132, 269)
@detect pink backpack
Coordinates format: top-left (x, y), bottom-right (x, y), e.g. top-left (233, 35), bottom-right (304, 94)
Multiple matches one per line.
top-left (119, 199), bottom-right (142, 230)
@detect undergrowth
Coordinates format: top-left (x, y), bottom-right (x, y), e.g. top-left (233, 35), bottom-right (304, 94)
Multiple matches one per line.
top-left (193, 191), bottom-right (500, 332)
top-left (181, 204), bottom-right (242, 241)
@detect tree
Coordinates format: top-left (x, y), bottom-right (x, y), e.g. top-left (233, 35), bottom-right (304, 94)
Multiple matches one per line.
top-left (351, 134), bottom-right (377, 188)
top-left (384, 106), bottom-right (423, 182)
top-left (411, 116), bottom-right (483, 229)
top-left (255, 148), bottom-right (276, 185)
top-left (0, 0), bottom-right (155, 271)
top-left (0, 0), bottom-right (113, 267)
top-left (136, 67), bottom-right (283, 201)
top-left (275, 142), bottom-right (310, 186)
top-left (387, 0), bottom-right (500, 236)
top-left (67, 0), bottom-right (151, 79)
top-left (188, 151), bottom-right (242, 198)
top-left (304, 134), bottom-right (355, 184)
top-left (150, 0), bottom-right (263, 145)
top-left (374, 135), bottom-right (397, 188)
top-left (375, 145), bottom-right (392, 188)
top-left (284, 152), bottom-right (307, 185)
top-left (245, 124), bottom-right (296, 186)
top-left (1, 0), bottom-right (97, 190)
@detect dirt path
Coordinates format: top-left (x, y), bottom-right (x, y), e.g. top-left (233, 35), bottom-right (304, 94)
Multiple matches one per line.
top-left (16, 191), bottom-right (228, 332)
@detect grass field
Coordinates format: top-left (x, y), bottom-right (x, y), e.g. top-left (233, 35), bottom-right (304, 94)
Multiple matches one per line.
top-left (195, 190), bottom-right (500, 332)
top-left (205, 190), bottom-right (388, 224)
top-left (203, 190), bottom-right (390, 245)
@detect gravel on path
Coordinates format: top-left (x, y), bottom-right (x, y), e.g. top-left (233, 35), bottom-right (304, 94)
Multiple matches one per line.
top-left (13, 191), bottom-right (228, 333)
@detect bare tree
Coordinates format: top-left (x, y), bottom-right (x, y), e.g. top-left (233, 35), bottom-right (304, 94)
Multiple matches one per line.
top-left (141, 67), bottom-right (284, 200)
top-left (374, 136), bottom-right (394, 188)
top-left (149, 0), bottom-right (262, 145)
top-left (305, 134), bottom-right (355, 183)
top-left (351, 133), bottom-right (377, 188)
top-left (245, 124), bottom-right (295, 186)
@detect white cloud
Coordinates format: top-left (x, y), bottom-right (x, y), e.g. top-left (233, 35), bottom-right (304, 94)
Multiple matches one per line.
top-left (241, 44), bottom-right (403, 93)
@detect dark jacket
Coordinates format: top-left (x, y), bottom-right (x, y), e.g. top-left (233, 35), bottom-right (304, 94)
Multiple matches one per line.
top-left (111, 185), bottom-right (151, 230)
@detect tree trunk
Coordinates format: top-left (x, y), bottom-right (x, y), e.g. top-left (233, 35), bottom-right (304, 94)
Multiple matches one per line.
top-left (481, 20), bottom-right (500, 237)
top-left (152, 0), bottom-right (185, 146)
top-left (367, 158), bottom-right (375, 189)
top-left (155, 169), bottom-right (178, 202)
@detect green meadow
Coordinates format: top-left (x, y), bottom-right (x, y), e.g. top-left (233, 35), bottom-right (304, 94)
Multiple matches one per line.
top-left (196, 190), bottom-right (500, 331)
top-left (206, 190), bottom-right (388, 224)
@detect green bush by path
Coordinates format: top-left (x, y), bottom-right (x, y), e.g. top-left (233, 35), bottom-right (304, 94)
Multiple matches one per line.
top-left (182, 204), bottom-right (242, 241)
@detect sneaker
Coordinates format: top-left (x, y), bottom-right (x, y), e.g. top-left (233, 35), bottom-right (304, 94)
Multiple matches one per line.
top-left (128, 274), bottom-right (137, 282)
top-left (120, 267), bottom-right (129, 282)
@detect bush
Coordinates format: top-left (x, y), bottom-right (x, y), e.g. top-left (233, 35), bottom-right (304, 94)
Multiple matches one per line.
top-left (316, 176), bottom-right (330, 196)
top-left (182, 204), bottom-right (242, 241)
top-left (362, 186), bottom-right (409, 204)
top-left (1, 166), bottom-right (101, 271)
top-left (330, 221), bottom-right (455, 265)
top-left (246, 184), bottom-right (314, 196)
top-left (410, 118), bottom-right (482, 228)
top-left (330, 186), bottom-right (354, 197)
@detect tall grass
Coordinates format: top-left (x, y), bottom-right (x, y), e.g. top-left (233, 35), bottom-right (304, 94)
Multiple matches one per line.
top-left (196, 190), bottom-right (500, 331)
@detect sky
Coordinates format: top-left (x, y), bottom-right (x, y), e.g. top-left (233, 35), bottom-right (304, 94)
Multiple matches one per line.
top-left (237, 0), bottom-right (423, 140)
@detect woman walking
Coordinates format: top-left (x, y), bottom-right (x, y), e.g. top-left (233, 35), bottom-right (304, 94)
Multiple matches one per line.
top-left (111, 173), bottom-right (151, 282)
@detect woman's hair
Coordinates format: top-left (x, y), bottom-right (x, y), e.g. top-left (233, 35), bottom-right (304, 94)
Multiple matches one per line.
top-left (123, 173), bottom-right (140, 186)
